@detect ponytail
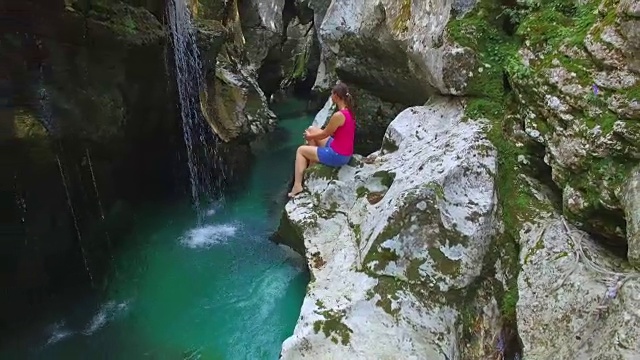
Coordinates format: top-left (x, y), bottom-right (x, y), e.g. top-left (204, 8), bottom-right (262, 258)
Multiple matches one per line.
top-left (332, 81), bottom-right (355, 111)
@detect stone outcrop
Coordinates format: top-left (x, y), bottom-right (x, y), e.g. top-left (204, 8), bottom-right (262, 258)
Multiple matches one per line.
top-left (516, 177), bottom-right (640, 359)
top-left (277, 98), bottom-right (513, 359)
top-left (1, 0), bottom-right (175, 329)
top-left (277, 97), bottom-right (640, 360)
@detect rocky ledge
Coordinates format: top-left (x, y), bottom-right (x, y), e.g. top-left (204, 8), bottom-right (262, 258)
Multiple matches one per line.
top-left (275, 98), bottom-right (640, 359)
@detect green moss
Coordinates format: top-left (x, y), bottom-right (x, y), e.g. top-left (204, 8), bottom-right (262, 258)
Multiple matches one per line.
top-left (500, 285), bottom-right (519, 323)
top-left (312, 309), bottom-right (353, 346)
top-left (512, 0), bottom-right (599, 49)
top-left (393, 0), bottom-right (412, 33)
top-left (270, 212), bottom-right (308, 256)
top-left (306, 164), bottom-right (339, 181)
top-left (524, 237), bottom-right (544, 264)
top-left (372, 170), bottom-right (396, 188)
top-left (448, 0), bottom-right (516, 106)
top-left (428, 247), bottom-right (462, 278)
top-left (424, 182), bottom-right (445, 200)
top-left (368, 248), bottom-right (400, 272)
top-left (381, 137), bottom-right (399, 153)
top-left (352, 223), bottom-right (363, 248)
top-left (368, 276), bottom-right (403, 318)
top-left (80, 1), bottom-right (164, 43)
top-left (356, 186), bottom-right (369, 198)
top-left (623, 85), bottom-right (640, 102)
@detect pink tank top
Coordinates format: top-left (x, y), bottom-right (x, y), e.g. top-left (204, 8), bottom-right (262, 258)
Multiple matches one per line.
top-left (330, 108), bottom-right (355, 156)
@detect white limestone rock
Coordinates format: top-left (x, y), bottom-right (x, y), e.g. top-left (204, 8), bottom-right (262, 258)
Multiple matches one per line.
top-left (311, 0), bottom-right (478, 100)
top-left (621, 166), bottom-right (640, 268)
top-left (279, 98), bottom-right (502, 360)
top-left (516, 190), bottom-right (640, 359)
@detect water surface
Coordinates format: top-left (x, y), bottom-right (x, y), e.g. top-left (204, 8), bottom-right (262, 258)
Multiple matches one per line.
top-left (3, 99), bottom-right (312, 360)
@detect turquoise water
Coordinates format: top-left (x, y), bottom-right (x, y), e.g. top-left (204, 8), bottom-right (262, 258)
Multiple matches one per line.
top-left (6, 100), bottom-right (312, 359)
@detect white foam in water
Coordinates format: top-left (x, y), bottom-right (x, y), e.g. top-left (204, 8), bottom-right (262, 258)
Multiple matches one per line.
top-left (82, 300), bottom-right (130, 336)
top-left (181, 224), bottom-right (238, 249)
top-left (44, 321), bottom-right (74, 346)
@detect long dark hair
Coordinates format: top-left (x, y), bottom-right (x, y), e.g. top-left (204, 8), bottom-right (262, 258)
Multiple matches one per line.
top-left (332, 82), bottom-right (354, 111)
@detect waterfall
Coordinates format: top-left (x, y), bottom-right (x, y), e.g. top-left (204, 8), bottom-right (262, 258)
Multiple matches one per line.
top-left (36, 64), bottom-right (58, 135)
top-left (36, 59), bottom-right (94, 285)
top-left (56, 155), bottom-right (94, 287)
top-left (14, 173), bottom-right (27, 245)
top-left (86, 148), bottom-right (116, 268)
top-left (167, 0), bottom-right (224, 220)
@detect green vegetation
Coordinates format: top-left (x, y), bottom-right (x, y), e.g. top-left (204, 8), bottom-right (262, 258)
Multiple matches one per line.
top-left (428, 248), bottom-right (461, 277)
top-left (306, 164), bottom-right (340, 181)
top-left (393, 0), bottom-right (412, 33)
top-left (366, 276), bottom-right (404, 318)
top-left (372, 170), bottom-right (396, 188)
top-left (356, 186), bottom-right (369, 198)
top-left (381, 137), bottom-right (400, 153)
top-left (313, 309), bottom-right (353, 345)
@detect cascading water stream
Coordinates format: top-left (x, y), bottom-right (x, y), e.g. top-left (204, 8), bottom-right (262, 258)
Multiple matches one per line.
top-left (56, 155), bottom-right (94, 287)
top-left (167, 0), bottom-right (224, 221)
top-left (13, 173), bottom-right (27, 245)
top-left (86, 148), bottom-right (116, 267)
top-left (36, 59), bottom-right (94, 285)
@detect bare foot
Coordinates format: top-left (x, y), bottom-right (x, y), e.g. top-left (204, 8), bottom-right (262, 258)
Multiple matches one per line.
top-left (287, 184), bottom-right (304, 198)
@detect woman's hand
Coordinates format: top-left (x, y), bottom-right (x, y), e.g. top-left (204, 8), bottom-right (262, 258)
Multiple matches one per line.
top-left (303, 129), bottom-right (312, 140)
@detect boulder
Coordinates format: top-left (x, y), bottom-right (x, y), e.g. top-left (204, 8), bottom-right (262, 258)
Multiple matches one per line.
top-left (312, 0), bottom-right (479, 101)
top-left (277, 98), bottom-right (508, 359)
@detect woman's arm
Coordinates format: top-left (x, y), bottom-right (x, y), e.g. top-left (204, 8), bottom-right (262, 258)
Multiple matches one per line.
top-left (305, 112), bottom-right (345, 141)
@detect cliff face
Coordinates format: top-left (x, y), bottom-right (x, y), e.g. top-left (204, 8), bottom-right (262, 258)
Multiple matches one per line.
top-left (275, 0), bottom-right (640, 358)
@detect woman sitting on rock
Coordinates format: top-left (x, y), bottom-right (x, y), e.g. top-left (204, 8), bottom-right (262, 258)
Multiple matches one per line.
top-left (288, 82), bottom-right (356, 198)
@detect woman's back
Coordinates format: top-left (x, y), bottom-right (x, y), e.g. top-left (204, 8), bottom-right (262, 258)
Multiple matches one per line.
top-left (329, 108), bottom-right (355, 156)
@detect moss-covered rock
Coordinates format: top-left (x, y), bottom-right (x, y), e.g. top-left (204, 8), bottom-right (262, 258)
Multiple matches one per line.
top-left (503, 0), bottom-right (640, 244)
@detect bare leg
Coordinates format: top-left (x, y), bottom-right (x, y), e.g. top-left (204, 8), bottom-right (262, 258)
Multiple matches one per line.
top-left (288, 145), bottom-right (319, 198)
top-left (305, 126), bottom-right (330, 147)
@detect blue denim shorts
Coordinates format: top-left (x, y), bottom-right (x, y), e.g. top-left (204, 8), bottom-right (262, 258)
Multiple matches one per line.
top-left (317, 137), bottom-right (351, 167)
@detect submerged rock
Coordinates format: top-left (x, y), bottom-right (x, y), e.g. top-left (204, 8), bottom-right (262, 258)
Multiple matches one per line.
top-left (277, 98), bottom-right (505, 359)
